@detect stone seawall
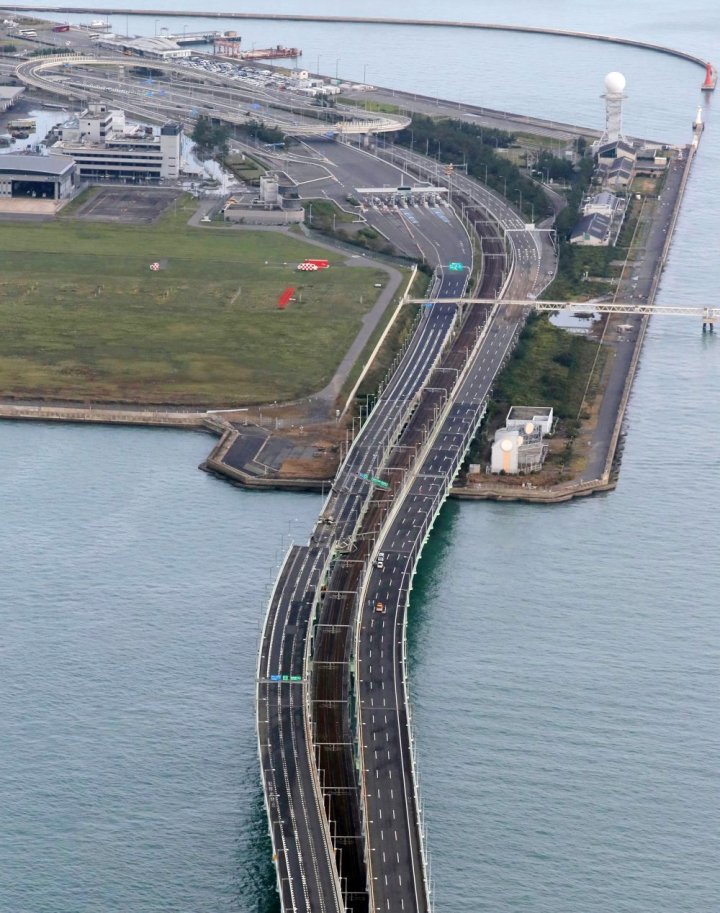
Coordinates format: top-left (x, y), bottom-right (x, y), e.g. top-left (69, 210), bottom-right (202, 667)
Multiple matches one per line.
top-left (0, 403), bottom-right (206, 428)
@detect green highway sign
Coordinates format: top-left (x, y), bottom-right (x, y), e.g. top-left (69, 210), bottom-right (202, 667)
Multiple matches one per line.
top-left (360, 471), bottom-right (389, 489)
top-left (290, 675), bottom-right (303, 682)
top-left (448, 262), bottom-right (464, 271)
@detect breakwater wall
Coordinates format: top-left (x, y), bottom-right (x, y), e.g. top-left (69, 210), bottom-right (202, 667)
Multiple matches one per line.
top-left (601, 135), bottom-right (700, 484)
top-left (2, 8), bottom-right (709, 72)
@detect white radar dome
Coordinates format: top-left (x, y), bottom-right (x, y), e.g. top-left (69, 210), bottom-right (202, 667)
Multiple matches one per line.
top-left (604, 71), bottom-right (626, 94)
top-left (500, 438), bottom-right (513, 453)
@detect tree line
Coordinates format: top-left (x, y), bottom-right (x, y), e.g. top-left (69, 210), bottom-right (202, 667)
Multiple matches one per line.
top-left (393, 115), bottom-right (552, 223)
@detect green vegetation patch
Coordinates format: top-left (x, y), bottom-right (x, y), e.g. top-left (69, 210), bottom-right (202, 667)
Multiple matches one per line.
top-left (224, 152), bottom-right (266, 183)
top-left (394, 114), bottom-right (552, 223)
top-left (0, 213), bottom-right (385, 406)
top-left (492, 313), bottom-right (606, 431)
top-left (305, 199), bottom-right (356, 229)
top-left (338, 97), bottom-right (402, 115)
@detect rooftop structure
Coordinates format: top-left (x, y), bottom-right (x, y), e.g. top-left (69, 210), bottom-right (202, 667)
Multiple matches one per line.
top-left (603, 155), bottom-right (634, 190)
top-left (506, 405), bottom-right (554, 434)
top-left (596, 139), bottom-right (636, 162)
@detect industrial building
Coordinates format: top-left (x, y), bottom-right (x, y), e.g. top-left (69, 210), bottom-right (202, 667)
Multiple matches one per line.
top-left (222, 174), bottom-right (304, 225)
top-left (491, 406), bottom-right (553, 474)
top-left (49, 105), bottom-right (182, 182)
top-left (0, 153), bottom-right (76, 200)
top-left (97, 35), bottom-right (191, 59)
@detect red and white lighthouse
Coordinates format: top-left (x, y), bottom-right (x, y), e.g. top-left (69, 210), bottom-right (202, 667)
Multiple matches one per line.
top-left (701, 62), bottom-right (717, 91)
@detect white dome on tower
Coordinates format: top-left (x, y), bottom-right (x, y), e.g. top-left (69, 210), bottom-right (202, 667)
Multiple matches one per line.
top-left (604, 71), bottom-right (626, 94)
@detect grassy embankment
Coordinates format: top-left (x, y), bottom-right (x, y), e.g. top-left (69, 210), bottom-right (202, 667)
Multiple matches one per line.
top-left (0, 198), bottom-right (387, 406)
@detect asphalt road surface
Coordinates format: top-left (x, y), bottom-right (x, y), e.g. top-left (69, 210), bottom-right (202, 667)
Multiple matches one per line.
top-left (259, 142), bottom-right (552, 913)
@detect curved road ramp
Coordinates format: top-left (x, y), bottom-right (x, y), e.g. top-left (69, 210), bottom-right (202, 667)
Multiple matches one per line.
top-left (15, 55), bottom-right (410, 136)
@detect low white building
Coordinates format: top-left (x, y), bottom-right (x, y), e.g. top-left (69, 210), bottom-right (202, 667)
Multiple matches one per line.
top-left (491, 406), bottom-right (552, 474)
top-left (49, 105), bottom-right (181, 182)
top-left (222, 173), bottom-right (305, 225)
top-left (506, 406), bottom-right (553, 436)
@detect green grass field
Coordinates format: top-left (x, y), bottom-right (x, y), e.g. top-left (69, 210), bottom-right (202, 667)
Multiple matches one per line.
top-left (0, 206), bottom-right (387, 406)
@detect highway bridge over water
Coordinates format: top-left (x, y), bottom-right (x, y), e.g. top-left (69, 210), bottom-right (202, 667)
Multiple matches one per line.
top-left (258, 141), bottom-right (554, 911)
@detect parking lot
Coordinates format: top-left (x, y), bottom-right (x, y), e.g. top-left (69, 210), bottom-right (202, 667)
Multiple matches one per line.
top-left (75, 187), bottom-right (184, 223)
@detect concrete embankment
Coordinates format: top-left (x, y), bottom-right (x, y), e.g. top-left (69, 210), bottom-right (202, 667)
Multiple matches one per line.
top-left (451, 478), bottom-right (616, 503)
top-left (0, 403), bottom-right (207, 428)
top-left (201, 422), bottom-right (327, 492)
top-left (2, 8), bottom-right (710, 72)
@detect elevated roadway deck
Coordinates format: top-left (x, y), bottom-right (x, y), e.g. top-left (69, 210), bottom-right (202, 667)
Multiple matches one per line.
top-left (15, 55), bottom-right (410, 135)
top-left (257, 137), bottom-right (554, 911)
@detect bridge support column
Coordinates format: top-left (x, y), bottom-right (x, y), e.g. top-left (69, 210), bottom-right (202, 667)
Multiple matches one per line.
top-left (703, 308), bottom-right (714, 332)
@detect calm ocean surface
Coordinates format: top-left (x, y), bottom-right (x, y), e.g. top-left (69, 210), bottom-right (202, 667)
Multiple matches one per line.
top-left (1, 3), bottom-right (718, 911)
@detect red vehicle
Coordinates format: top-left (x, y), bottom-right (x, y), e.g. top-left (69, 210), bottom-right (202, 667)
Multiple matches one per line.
top-left (52, 24), bottom-right (70, 32)
top-left (303, 258), bottom-right (329, 269)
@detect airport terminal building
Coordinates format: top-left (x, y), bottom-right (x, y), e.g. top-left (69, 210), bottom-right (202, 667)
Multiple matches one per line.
top-left (49, 105), bottom-right (182, 182)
